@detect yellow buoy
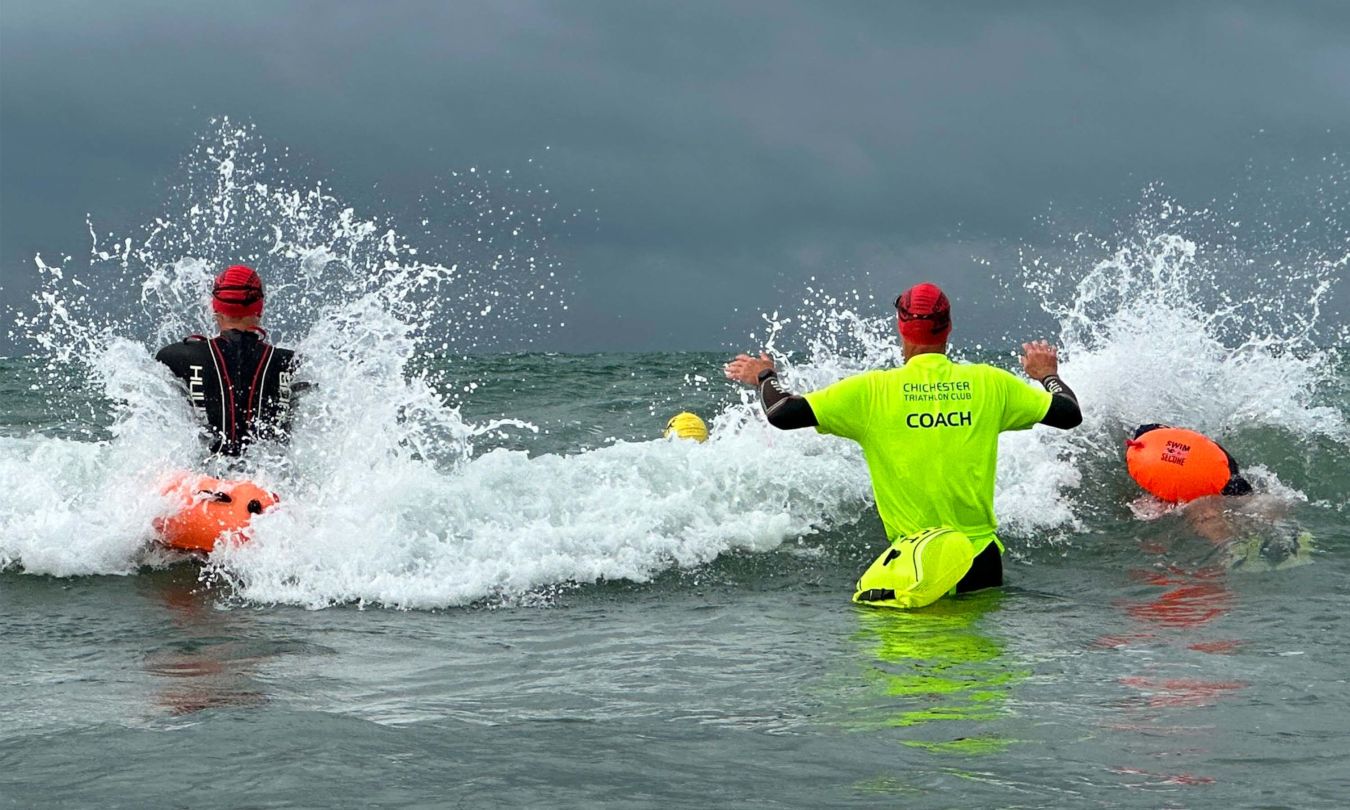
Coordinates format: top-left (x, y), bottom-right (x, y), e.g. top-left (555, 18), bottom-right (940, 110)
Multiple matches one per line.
top-left (664, 412), bottom-right (708, 443)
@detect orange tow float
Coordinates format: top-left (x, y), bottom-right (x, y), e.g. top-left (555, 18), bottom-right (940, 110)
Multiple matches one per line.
top-left (154, 473), bottom-right (279, 553)
top-left (1125, 427), bottom-right (1233, 503)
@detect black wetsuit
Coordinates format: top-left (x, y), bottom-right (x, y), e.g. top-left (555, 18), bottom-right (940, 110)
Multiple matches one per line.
top-left (155, 329), bottom-right (297, 457)
top-left (754, 364), bottom-right (1083, 592)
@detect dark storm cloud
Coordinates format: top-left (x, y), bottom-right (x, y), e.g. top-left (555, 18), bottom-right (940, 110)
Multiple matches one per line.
top-left (3, 1), bottom-right (1348, 351)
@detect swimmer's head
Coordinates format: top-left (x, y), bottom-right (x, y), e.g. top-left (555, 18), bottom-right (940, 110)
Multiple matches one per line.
top-left (665, 412), bottom-right (708, 443)
top-left (211, 265), bottom-right (264, 329)
top-left (1130, 423), bottom-right (1169, 441)
top-left (895, 282), bottom-right (951, 353)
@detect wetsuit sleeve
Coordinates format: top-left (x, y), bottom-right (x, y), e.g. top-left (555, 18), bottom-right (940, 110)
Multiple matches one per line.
top-left (154, 343), bottom-right (189, 375)
top-left (1213, 440), bottom-right (1254, 496)
top-left (757, 371), bottom-right (818, 430)
top-left (1038, 374), bottom-right (1082, 429)
top-left (803, 372), bottom-right (874, 440)
top-left (991, 368), bottom-right (1053, 432)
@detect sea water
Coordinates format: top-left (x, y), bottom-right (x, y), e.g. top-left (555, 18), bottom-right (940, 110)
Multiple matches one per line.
top-left (2, 122), bottom-right (1347, 808)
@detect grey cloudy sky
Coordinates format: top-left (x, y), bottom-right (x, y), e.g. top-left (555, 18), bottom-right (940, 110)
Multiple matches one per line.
top-left (3, 1), bottom-right (1348, 351)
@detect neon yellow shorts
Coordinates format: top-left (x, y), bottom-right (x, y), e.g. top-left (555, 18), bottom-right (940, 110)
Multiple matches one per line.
top-left (852, 527), bottom-right (979, 610)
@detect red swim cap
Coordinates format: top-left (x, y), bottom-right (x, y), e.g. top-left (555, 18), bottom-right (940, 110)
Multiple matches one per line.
top-left (896, 282), bottom-right (951, 344)
top-left (211, 265), bottom-right (264, 318)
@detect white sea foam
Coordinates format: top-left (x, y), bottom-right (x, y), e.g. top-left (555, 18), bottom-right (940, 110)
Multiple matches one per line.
top-left (0, 340), bottom-right (201, 576)
top-left (205, 429), bottom-right (871, 609)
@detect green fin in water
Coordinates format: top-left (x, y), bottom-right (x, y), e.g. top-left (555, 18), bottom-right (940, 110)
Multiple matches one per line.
top-left (1228, 530), bottom-right (1314, 572)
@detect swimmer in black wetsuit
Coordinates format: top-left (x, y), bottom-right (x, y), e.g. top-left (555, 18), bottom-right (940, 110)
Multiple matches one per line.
top-left (1131, 424), bottom-right (1309, 567)
top-left (155, 265), bottom-right (297, 457)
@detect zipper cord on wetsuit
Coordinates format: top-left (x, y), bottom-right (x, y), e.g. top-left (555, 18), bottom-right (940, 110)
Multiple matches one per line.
top-left (207, 337), bottom-right (239, 448)
top-left (245, 343), bottom-right (274, 432)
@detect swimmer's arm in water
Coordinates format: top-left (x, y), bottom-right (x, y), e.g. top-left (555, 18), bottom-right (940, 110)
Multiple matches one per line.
top-left (1019, 340), bottom-right (1082, 429)
top-left (1211, 439), bottom-right (1255, 496)
top-left (722, 353), bottom-right (818, 429)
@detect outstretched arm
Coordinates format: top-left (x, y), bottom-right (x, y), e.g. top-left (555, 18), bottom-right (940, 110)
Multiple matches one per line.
top-left (1019, 340), bottom-right (1082, 429)
top-left (723, 353), bottom-right (818, 430)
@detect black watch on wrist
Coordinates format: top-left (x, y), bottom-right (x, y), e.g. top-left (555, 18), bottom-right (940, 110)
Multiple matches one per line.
top-left (756, 368), bottom-right (778, 383)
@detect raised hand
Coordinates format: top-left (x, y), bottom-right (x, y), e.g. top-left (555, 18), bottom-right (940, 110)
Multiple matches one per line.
top-left (1019, 340), bottom-right (1059, 381)
top-left (723, 352), bottom-right (775, 386)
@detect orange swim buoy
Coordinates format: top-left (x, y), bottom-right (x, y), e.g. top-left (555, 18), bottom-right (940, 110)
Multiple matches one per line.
top-left (1125, 427), bottom-right (1232, 503)
top-left (154, 473), bottom-right (279, 553)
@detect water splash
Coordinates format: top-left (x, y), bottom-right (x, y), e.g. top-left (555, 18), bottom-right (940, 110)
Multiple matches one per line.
top-left (2, 119), bottom-right (572, 585)
top-left (1, 121), bottom-right (875, 607)
top-left (3, 127), bottom-right (1346, 604)
top-left (1023, 184), bottom-right (1348, 442)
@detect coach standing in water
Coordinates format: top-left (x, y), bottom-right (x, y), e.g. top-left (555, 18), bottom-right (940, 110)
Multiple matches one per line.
top-left (724, 282), bottom-right (1082, 597)
top-left (155, 265), bottom-right (297, 457)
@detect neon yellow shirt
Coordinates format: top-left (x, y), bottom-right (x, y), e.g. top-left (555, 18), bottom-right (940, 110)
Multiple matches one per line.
top-left (803, 353), bottom-right (1051, 550)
